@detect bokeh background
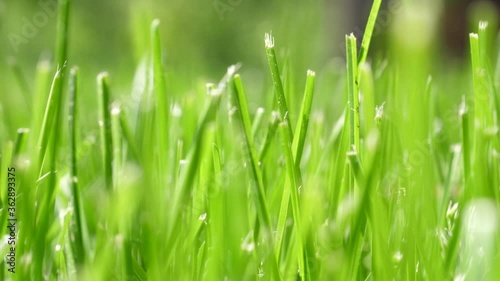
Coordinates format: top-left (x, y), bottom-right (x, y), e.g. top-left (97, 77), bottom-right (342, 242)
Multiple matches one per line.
top-left (0, 0), bottom-right (499, 141)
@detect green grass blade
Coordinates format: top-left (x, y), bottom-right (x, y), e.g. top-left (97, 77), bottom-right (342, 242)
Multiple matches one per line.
top-left (37, 69), bottom-right (63, 173)
top-left (233, 74), bottom-right (271, 226)
top-left (259, 111), bottom-right (280, 162)
top-left (97, 72), bottom-right (114, 191)
top-left (68, 67), bottom-right (87, 265)
top-left (13, 128), bottom-right (29, 157)
top-left (346, 34), bottom-right (360, 153)
top-left (166, 67), bottom-right (237, 268)
top-left (292, 70), bottom-right (316, 165)
top-left (151, 19), bottom-right (169, 173)
top-left (359, 63), bottom-right (376, 135)
top-left (55, 0), bottom-right (71, 68)
top-left (278, 120), bottom-right (307, 280)
top-left (275, 70), bottom-right (315, 266)
top-left (265, 33), bottom-right (294, 139)
top-left (358, 0), bottom-right (382, 66)
top-left (233, 74), bottom-right (281, 280)
top-left (119, 109), bottom-right (141, 162)
top-left (111, 103), bottom-right (123, 189)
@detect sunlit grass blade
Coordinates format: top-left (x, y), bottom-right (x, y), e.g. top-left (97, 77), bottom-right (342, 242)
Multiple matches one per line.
top-left (111, 103), bottom-right (123, 189)
top-left (265, 33), bottom-right (294, 139)
top-left (359, 63), bottom-right (375, 136)
top-left (346, 34), bottom-right (360, 153)
top-left (55, 0), bottom-right (71, 68)
top-left (343, 132), bottom-right (380, 281)
top-left (358, 0), bottom-right (382, 66)
top-left (233, 74), bottom-right (281, 280)
top-left (204, 144), bottom-right (226, 280)
top-left (278, 120), bottom-right (307, 280)
top-left (119, 109), bottom-right (140, 162)
top-left (275, 70), bottom-right (315, 268)
top-left (251, 107), bottom-right (266, 137)
top-left (259, 111), bottom-right (280, 162)
top-left (37, 68), bottom-right (63, 173)
top-left (13, 128), bottom-right (29, 157)
top-left (292, 70), bottom-right (316, 165)
top-left (97, 72), bottom-right (114, 191)
top-left (151, 19), bottom-right (169, 173)
top-left (166, 66), bottom-right (237, 266)
top-left (233, 75), bottom-right (269, 210)
top-left (68, 66), bottom-right (87, 265)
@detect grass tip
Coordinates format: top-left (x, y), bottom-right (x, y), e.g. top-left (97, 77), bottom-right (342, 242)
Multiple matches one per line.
top-left (56, 61), bottom-right (68, 72)
top-left (256, 107), bottom-right (265, 114)
top-left (152, 18), bottom-right (161, 29)
top-left (265, 32), bottom-right (274, 49)
top-left (37, 59), bottom-right (52, 70)
top-left (271, 110), bottom-right (280, 123)
top-left (459, 96), bottom-right (468, 116)
top-left (111, 103), bottom-right (121, 115)
top-left (375, 102), bottom-right (385, 120)
top-left (347, 150), bottom-right (357, 157)
top-left (451, 144), bottom-right (461, 154)
top-left (17, 128), bottom-right (30, 134)
top-left (479, 21), bottom-right (489, 31)
top-left (97, 71), bottom-right (109, 81)
top-left (470, 33), bottom-right (479, 39)
top-left (228, 64), bottom-right (240, 76)
top-left (70, 66), bottom-right (79, 75)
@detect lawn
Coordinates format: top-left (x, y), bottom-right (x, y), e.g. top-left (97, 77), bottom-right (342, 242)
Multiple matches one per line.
top-left (1, 0), bottom-right (500, 280)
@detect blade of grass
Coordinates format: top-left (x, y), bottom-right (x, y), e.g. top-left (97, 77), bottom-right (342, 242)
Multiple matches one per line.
top-left (359, 63), bottom-right (375, 136)
top-left (346, 34), bottom-right (360, 153)
top-left (165, 66), bottom-right (238, 268)
top-left (233, 74), bottom-right (281, 280)
top-left (119, 109), bottom-right (140, 162)
top-left (358, 0), bottom-right (382, 66)
top-left (278, 120), bottom-right (307, 280)
top-left (292, 70), bottom-right (316, 165)
top-left (275, 70), bottom-right (315, 265)
top-left (13, 128), bottom-right (29, 157)
top-left (111, 103), bottom-right (123, 189)
top-left (97, 72), bottom-right (114, 191)
top-left (68, 67), bottom-right (87, 265)
top-left (37, 69), bottom-right (63, 173)
top-left (258, 111), bottom-right (280, 162)
top-left (265, 33), bottom-right (294, 139)
top-left (151, 19), bottom-right (169, 175)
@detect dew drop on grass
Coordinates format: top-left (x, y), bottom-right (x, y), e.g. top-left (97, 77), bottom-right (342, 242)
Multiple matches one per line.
top-left (55, 244), bottom-right (61, 251)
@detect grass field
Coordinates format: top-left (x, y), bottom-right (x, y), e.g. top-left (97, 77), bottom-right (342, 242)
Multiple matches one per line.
top-left (1, 0), bottom-right (500, 280)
